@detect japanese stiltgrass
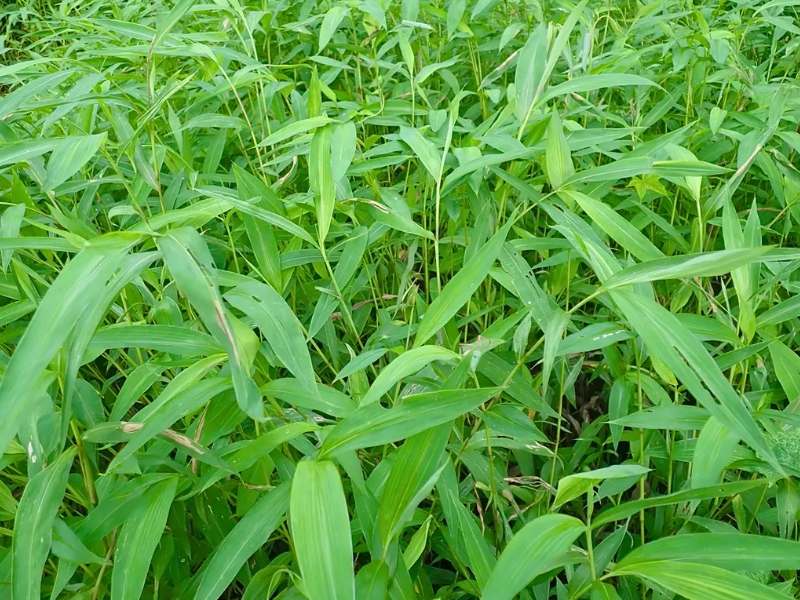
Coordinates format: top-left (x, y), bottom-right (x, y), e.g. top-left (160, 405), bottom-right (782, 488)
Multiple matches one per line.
top-left (1, 0), bottom-right (800, 598)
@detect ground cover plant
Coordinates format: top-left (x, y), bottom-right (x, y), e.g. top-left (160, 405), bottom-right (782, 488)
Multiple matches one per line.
top-left (1, 0), bottom-right (800, 598)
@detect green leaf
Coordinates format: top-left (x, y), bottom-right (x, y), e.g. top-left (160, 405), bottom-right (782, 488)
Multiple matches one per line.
top-left (84, 324), bottom-right (221, 361)
top-left (192, 423), bottom-right (317, 496)
top-left (652, 159), bottom-right (730, 177)
top-left (369, 204), bottom-right (432, 240)
top-left (546, 111), bottom-right (574, 188)
top-left (692, 417), bottom-right (739, 490)
top-left (477, 353), bottom-right (557, 418)
top-left (591, 582), bottom-right (622, 600)
top-left (515, 24), bottom-right (547, 125)
top-left (242, 213), bottom-right (282, 292)
top-left (554, 464), bottom-right (650, 508)
top-left (614, 561), bottom-right (791, 600)
top-left (361, 346), bottom-right (459, 406)
top-left (757, 294), bottom-right (800, 327)
top-left (233, 164), bottom-right (285, 215)
top-left (615, 533), bottom-right (800, 572)
top-left (311, 125), bottom-right (336, 243)
top-left (159, 230), bottom-right (262, 420)
top-left (0, 241), bottom-right (131, 455)
top-left (290, 460), bottom-right (355, 600)
top-left (0, 204), bottom-right (25, 271)
top-left (108, 362), bottom-right (166, 421)
top-left (539, 74), bottom-right (659, 105)
top-left (561, 157), bottom-right (654, 187)
top-left (195, 482), bottom-right (290, 600)
top-left (612, 405), bottom-right (710, 431)
top-left (355, 561), bottom-right (390, 600)
top-left (446, 0), bottom-right (466, 37)
top-left (42, 134), bottom-right (106, 191)
top-left (52, 518), bottom-right (108, 565)
top-left (258, 116), bottom-right (334, 146)
top-left (414, 220), bottom-right (512, 347)
top-left (399, 127), bottom-right (441, 181)
top-left (558, 323), bottom-right (632, 356)
top-left (319, 388), bottom-right (499, 458)
top-left (723, 199), bottom-right (756, 340)
top-left (0, 140), bottom-right (61, 174)
top-left (0, 71), bottom-right (73, 121)
top-left (76, 474), bottom-right (175, 544)
top-left (225, 280), bottom-right (317, 398)
top-left (111, 477), bottom-right (178, 600)
top-left (331, 121), bottom-right (357, 182)
top-left (536, 1), bottom-right (588, 98)
top-left (105, 374), bottom-right (232, 473)
top-left (593, 480), bottom-right (770, 528)
top-left (500, 245), bottom-right (554, 329)
top-left (403, 517), bottom-right (431, 568)
top-left (710, 107), bottom-right (727, 134)
top-left (377, 425), bottom-right (449, 549)
top-left (770, 339), bottom-right (800, 403)
top-left (319, 6), bottom-right (349, 52)
top-left (262, 378), bottom-right (355, 417)
top-left (611, 290), bottom-right (781, 473)
top-left (415, 57), bottom-right (460, 87)
top-left (481, 514), bottom-right (585, 600)
top-left (441, 147), bottom-right (543, 195)
top-left (152, 0), bottom-right (194, 49)
top-left (11, 448), bottom-right (76, 600)
top-left (217, 193), bottom-right (317, 247)
top-left (437, 458), bottom-right (496, 589)
top-left (309, 225), bottom-right (368, 338)
top-left (560, 189), bottom-right (663, 262)
top-left (335, 348), bottom-right (388, 382)
top-left (542, 310), bottom-right (570, 396)
top-left (601, 247), bottom-right (771, 290)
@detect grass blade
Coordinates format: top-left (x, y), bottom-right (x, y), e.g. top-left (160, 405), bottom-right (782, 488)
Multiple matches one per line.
top-left (225, 280), bottom-right (317, 398)
top-left (614, 561), bottom-right (791, 600)
top-left (290, 460), bottom-right (355, 600)
top-left (159, 230), bottom-right (262, 420)
top-left (361, 346), bottom-right (459, 406)
top-left (320, 388), bottom-right (499, 458)
top-left (481, 514), bottom-right (585, 600)
top-left (0, 241), bottom-right (130, 454)
top-left (111, 477), bottom-right (178, 600)
top-left (195, 482), bottom-right (290, 600)
top-left (414, 221), bottom-right (512, 347)
top-left (11, 448), bottom-right (76, 600)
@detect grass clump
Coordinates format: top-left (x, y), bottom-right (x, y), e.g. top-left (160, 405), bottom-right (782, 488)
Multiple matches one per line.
top-left (2, 0), bottom-right (800, 598)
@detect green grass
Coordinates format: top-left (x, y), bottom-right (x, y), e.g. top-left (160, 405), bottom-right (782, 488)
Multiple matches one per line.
top-left (1, 0), bottom-right (800, 598)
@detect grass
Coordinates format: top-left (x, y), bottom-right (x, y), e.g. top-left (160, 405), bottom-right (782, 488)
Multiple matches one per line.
top-left (1, 0), bottom-right (800, 598)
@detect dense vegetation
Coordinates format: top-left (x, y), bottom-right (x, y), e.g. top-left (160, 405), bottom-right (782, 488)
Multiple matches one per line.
top-left (1, 0), bottom-right (800, 598)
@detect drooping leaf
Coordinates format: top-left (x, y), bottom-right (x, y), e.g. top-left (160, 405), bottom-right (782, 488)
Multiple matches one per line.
top-left (399, 127), bottom-right (441, 181)
top-left (615, 533), bottom-right (800, 572)
top-left (225, 280), bottom-right (317, 398)
top-left (159, 230), bottom-right (262, 420)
